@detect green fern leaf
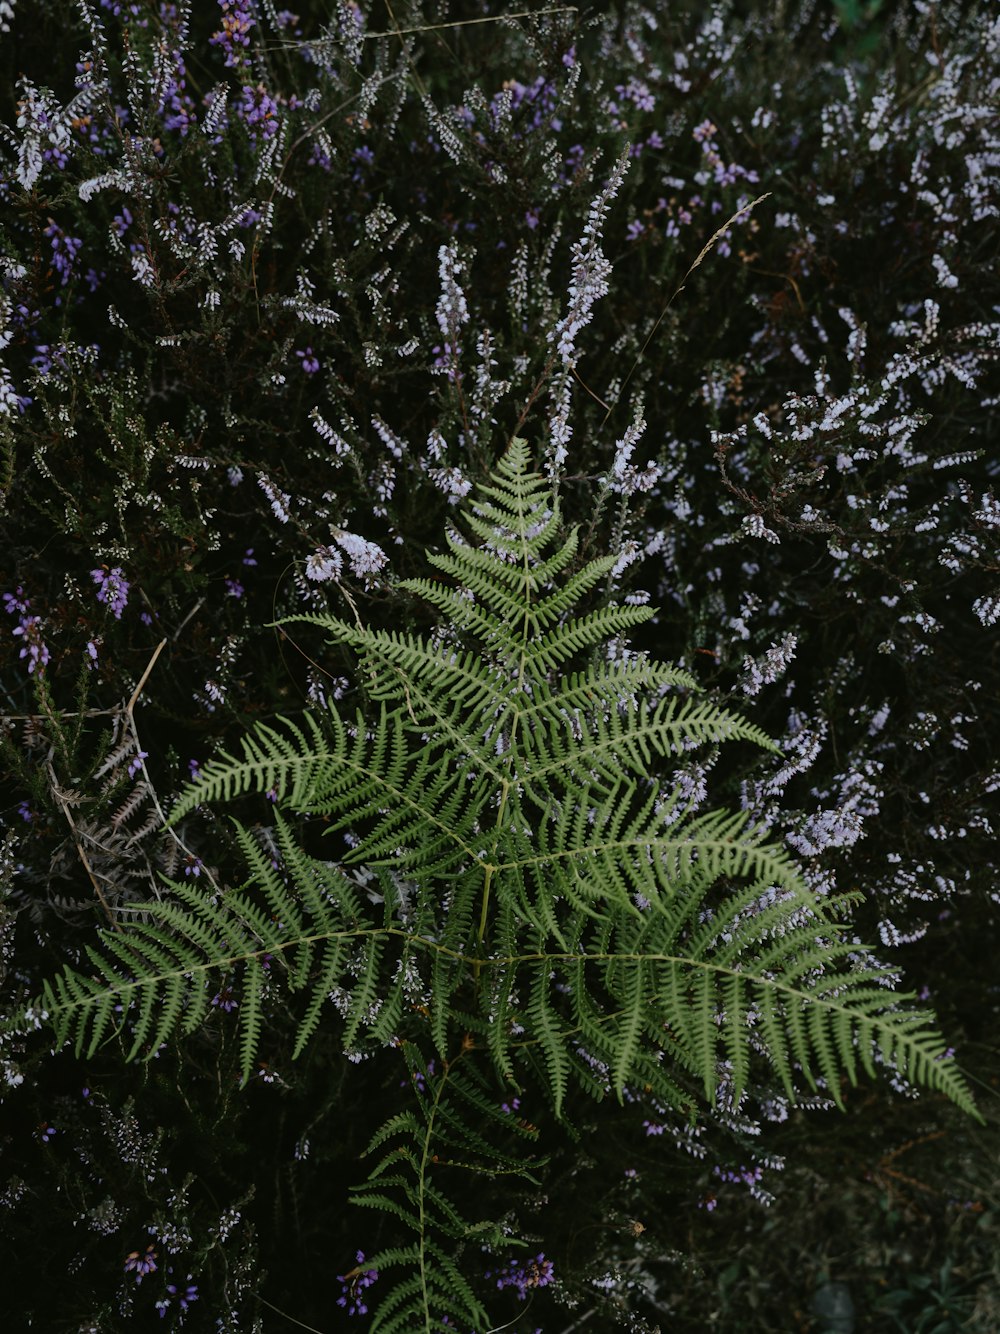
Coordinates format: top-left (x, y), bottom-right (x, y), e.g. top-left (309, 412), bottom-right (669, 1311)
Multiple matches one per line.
top-left (33, 434), bottom-right (980, 1329)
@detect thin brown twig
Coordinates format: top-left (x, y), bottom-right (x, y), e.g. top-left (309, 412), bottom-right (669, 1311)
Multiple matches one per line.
top-left (363, 6), bottom-right (578, 39)
top-left (46, 757), bottom-right (119, 930)
top-left (122, 639), bottom-right (223, 898)
top-left (601, 192), bottom-right (772, 429)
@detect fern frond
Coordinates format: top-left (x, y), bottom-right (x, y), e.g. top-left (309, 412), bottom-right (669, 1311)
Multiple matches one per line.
top-left (35, 434), bottom-right (980, 1331)
top-left (355, 1048), bottom-right (544, 1332)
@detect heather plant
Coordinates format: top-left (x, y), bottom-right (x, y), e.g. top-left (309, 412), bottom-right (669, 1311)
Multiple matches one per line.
top-left (0, 0), bottom-right (998, 1328)
top-left (30, 438), bottom-right (978, 1329)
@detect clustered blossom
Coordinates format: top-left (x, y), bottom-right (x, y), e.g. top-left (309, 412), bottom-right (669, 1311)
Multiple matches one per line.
top-left (336, 1251), bottom-right (378, 1316)
top-left (295, 346), bottom-right (320, 374)
top-left (15, 79), bottom-right (76, 189)
top-left (739, 633), bottom-right (798, 697)
top-left (211, 987), bottom-right (238, 1012)
top-left (304, 545), bottom-right (343, 582)
top-left (433, 241), bottom-right (470, 385)
top-left (209, 0), bottom-right (256, 68)
top-left (237, 83), bottom-right (280, 143)
top-left (332, 531), bottom-right (388, 580)
top-left (44, 219), bottom-right (83, 286)
top-left (90, 566), bottom-right (129, 618)
top-left (124, 1243), bottom-right (158, 1282)
top-left (258, 473), bottom-right (292, 523)
top-left (549, 148), bottom-right (629, 367)
top-left (155, 1272), bottom-right (199, 1317)
top-left (4, 588), bottom-right (50, 674)
top-left (489, 1253), bottom-right (555, 1301)
top-left (157, 45), bottom-right (197, 137)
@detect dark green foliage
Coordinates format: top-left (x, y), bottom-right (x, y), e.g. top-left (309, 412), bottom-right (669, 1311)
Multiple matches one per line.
top-left (1, 0), bottom-right (998, 1327)
top-left (33, 439), bottom-right (977, 1326)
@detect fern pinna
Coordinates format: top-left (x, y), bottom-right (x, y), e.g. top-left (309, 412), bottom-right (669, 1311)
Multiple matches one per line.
top-left (35, 437), bottom-right (976, 1329)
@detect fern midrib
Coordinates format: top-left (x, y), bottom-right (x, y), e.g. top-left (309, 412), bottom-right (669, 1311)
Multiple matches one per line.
top-left (475, 492), bottom-right (535, 963)
top-left (416, 1059), bottom-right (452, 1334)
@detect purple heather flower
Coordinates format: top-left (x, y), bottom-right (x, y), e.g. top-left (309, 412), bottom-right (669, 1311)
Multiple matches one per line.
top-left (111, 207), bottom-right (133, 237)
top-left (295, 346), bottom-right (320, 374)
top-left (183, 855), bottom-right (203, 878)
top-left (489, 1253), bottom-right (554, 1302)
top-left (238, 83), bottom-right (280, 142)
top-left (17, 801), bottom-right (33, 822)
top-left (165, 1275), bottom-right (199, 1312)
top-left (210, 0), bottom-right (256, 68)
top-left (35, 1122), bottom-right (57, 1143)
top-left (124, 1244), bottom-right (158, 1282)
top-left (224, 576), bottom-right (245, 599)
top-left (12, 615), bottom-right (50, 674)
top-left (31, 345), bottom-right (57, 376)
top-left (336, 1251), bottom-right (379, 1317)
top-left (3, 588), bottom-right (28, 616)
top-left (402, 1058), bottom-right (436, 1094)
top-left (242, 548), bottom-right (257, 566)
top-left (126, 750), bottom-right (148, 780)
top-left (43, 220), bottom-right (83, 286)
top-left (188, 758), bottom-right (201, 777)
top-left (307, 144), bottom-right (332, 172)
top-left (90, 566), bottom-right (129, 618)
top-left (211, 988), bottom-right (238, 1012)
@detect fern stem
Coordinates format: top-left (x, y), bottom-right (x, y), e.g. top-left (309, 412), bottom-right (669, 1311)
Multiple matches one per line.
top-left (476, 860), bottom-right (497, 964)
top-left (416, 1056), bottom-right (454, 1333)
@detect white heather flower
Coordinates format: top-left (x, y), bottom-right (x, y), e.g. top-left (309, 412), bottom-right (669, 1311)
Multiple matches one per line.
top-left (14, 78), bottom-right (79, 190)
top-left (435, 240), bottom-right (469, 337)
top-left (130, 252), bottom-right (156, 287)
top-left (427, 465), bottom-right (472, 504)
top-left (548, 148), bottom-right (629, 366)
top-left (0, 371), bottom-right (23, 417)
top-left (333, 531), bottom-right (388, 578)
top-left (932, 253), bottom-right (959, 289)
top-left (611, 405), bottom-right (647, 482)
top-left (257, 473), bottom-right (292, 523)
top-left (305, 546), bottom-right (343, 582)
top-left (741, 513), bottom-right (780, 544)
top-left (740, 634), bottom-right (798, 697)
top-left (310, 407), bottom-right (352, 461)
top-left (972, 593), bottom-right (1000, 627)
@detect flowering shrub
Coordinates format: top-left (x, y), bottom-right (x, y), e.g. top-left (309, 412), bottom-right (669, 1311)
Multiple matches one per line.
top-left (0, 0), bottom-right (997, 1328)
